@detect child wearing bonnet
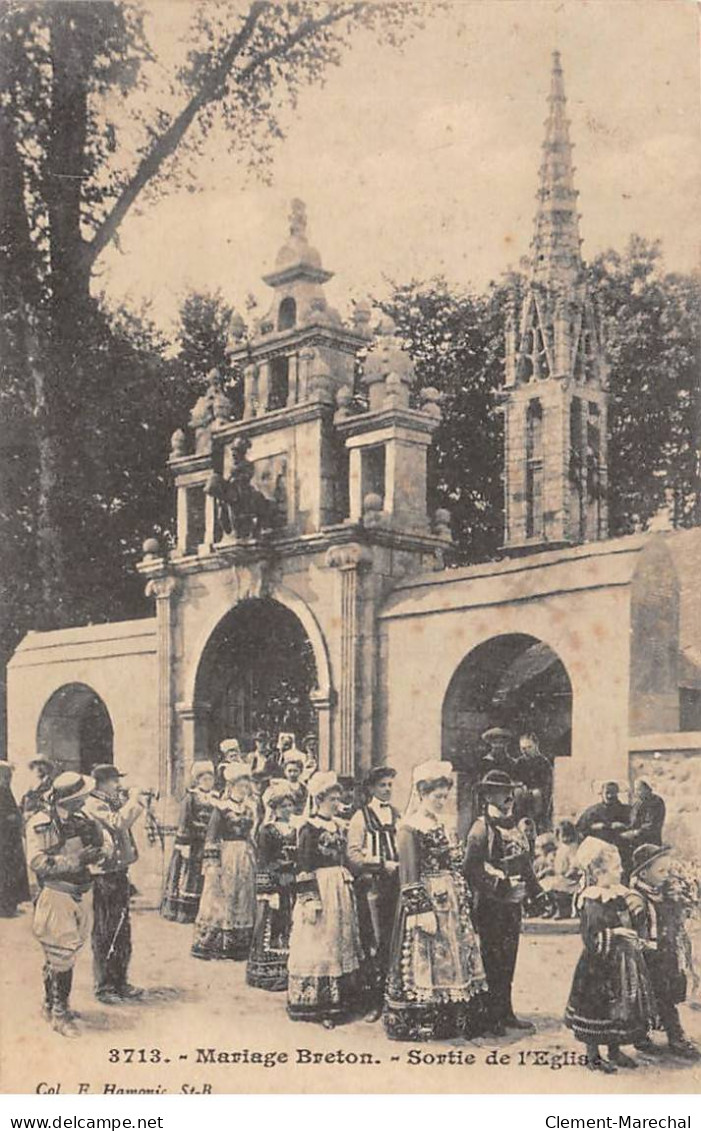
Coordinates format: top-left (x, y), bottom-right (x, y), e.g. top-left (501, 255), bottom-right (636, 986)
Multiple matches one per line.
top-left (564, 836), bottom-right (655, 1073)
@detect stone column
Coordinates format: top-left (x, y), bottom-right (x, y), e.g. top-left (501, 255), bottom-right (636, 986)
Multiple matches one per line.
top-left (348, 448), bottom-right (363, 522)
top-left (287, 352), bottom-right (299, 408)
top-left (145, 576), bottom-right (178, 801)
top-left (176, 486), bottom-right (189, 556)
top-left (175, 701), bottom-right (210, 795)
top-left (326, 544), bottom-right (373, 776)
top-left (257, 361), bottom-right (270, 415)
top-left (309, 690), bottom-right (333, 772)
top-left (199, 492), bottom-right (216, 554)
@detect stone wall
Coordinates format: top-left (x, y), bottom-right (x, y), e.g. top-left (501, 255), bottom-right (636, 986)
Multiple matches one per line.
top-left (630, 736), bottom-right (701, 860)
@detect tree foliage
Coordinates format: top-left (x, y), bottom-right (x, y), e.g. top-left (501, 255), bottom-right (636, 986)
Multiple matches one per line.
top-left (381, 278), bottom-right (508, 564)
top-left (381, 239), bottom-right (700, 562)
top-left (589, 237), bottom-right (700, 532)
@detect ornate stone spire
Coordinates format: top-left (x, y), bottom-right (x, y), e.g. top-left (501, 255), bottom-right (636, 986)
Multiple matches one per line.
top-left (500, 52), bottom-right (609, 551)
top-left (530, 51), bottom-right (582, 287)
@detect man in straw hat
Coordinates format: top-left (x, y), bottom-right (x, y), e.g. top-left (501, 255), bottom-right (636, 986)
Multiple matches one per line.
top-left (464, 768), bottom-right (545, 1035)
top-left (25, 771), bottom-right (107, 1036)
top-left (347, 767), bottom-right (400, 1021)
top-left (83, 764), bottom-right (145, 1004)
top-left (629, 843), bottom-right (699, 1059)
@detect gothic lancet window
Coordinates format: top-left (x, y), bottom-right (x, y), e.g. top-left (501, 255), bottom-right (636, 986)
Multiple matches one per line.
top-left (586, 402), bottom-right (601, 537)
top-left (569, 396), bottom-right (585, 539)
top-left (526, 398), bottom-right (544, 539)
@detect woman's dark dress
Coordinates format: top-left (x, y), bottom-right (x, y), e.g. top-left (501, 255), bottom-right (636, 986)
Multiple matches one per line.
top-left (287, 818), bottom-right (363, 1022)
top-left (565, 893), bottom-right (655, 1046)
top-left (161, 788), bottom-right (215, 923)
top-left (0, 782), bottom-right (30, 915)
top-left (192, 800), bottom-right (257, 960)
top-left (246, 822), bottom-right (297, 991)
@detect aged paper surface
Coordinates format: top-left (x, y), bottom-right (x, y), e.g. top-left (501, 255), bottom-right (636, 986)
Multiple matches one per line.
top-left (1, 0), bottom-right (700, 1098)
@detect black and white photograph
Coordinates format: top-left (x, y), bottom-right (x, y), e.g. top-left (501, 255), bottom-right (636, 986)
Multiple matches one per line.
top-left (0, 0), bottom-right (700, 1097)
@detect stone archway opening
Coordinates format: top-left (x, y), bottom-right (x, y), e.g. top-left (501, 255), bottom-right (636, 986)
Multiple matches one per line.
top-left (37, 683), bottom-right (114, 774)
top-left (194, 597), bottom-right (319, 760)
top-left (441, 633), bottom-right (572, 831)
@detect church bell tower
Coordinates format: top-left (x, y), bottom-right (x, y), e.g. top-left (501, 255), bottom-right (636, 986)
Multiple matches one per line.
top-left (501, 51), bottom-right (609, 551)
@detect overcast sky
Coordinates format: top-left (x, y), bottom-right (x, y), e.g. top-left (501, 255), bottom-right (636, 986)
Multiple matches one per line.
top-left (98, 0), bottom-right (700, 333)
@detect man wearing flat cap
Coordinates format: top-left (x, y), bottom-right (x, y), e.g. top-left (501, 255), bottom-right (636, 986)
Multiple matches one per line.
top-left (83, 764), bottom-right (145, 1004)
top-left (347, 767), bottom-right (400, 1021)
top-left (464, 769), bottom-right (544, 1035)
top-left (26, 771), bottom-right (107, 1036)
top-left (479, 727), bottom-right (517, 775)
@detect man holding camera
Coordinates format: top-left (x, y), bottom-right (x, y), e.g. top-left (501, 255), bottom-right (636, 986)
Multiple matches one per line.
top-left (83, 764), bottom-right (145, 1005)
top-left (464, 769), bottom-right (545, 1036)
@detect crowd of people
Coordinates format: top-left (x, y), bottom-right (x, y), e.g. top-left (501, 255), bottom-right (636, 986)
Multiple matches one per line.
top-left (0, 730), bottom-right (698, 1074)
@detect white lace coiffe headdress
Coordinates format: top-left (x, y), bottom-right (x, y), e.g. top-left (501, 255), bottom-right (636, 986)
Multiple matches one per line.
top-left (404, 759), bottom-right (454, 816)
top-left (261, 779), bottom-right (296, 824)
top-left (222, 762), bottom-right (252, 786)
top-left (190, 760), bottom-right (214, 787)
top-left (575, 836), bottom-right (621, 878)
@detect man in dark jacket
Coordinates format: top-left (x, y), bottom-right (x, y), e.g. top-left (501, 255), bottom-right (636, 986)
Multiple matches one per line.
top-left (0, 760), bottom-right (30, 916)
top-left (576, 781), bottom-right (630, 848)
top-left (464, 769), bottom-right (545, 1035)
top-left (20, 756), bottom-right (56, 818)
top-left (83, 764), bottom-right (144, 1004)
top-left (621, 778), bottom-right (666, 850)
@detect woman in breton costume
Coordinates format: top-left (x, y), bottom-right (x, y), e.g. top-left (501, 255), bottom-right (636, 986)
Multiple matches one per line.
top-left (246, 780), bottom-right (298, 991)
top-left (383, 760), bottom-right (487, 1041)
top-left (161, 761), bottom-right (216, 923)
top-left (287, 771), bottom-right (363, 1028)
top-left (192, 763), bottom-right (258, 960)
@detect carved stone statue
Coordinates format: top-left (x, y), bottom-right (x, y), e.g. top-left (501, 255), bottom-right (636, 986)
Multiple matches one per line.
top-left (189, 369), bottom-right (234, 454)
top-left (206, 437), bottom-right (282, 541)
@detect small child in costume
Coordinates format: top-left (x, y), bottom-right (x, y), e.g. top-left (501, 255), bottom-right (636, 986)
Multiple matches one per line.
top-left (565, 837), bottom-right (655, 1073)
top-left (539, 821), bottom-right (580, 919)
top-left (629, 843), bottom-right (699, 1060)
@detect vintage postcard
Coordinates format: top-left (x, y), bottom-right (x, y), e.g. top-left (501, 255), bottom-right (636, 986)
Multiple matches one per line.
top-left (1, 0), bottom-right (700, 1098)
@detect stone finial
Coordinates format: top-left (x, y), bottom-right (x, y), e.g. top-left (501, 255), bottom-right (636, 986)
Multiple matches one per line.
top-left (352, 299), bottom-right (373, 338)
top-left (170, 429), bottom-right (187, 458)
top-left (289, 198), bottom-right (307, 238)
top-left (142, 536), bottom-right (161, 560)
top-left (229, 312), bottom-right (246, 343)
top-left (420, 386), bottom-right (442, 420)
top-left (376, 312), bottom-right (398, 338)
top-left (362, 493), bottom-right (385, 529)
top-left (189, 369), bottom-right (234, 452)
top-left (383, 371), bottom-right (410, 411)
top-left (362, 315), bottom-right (415, 412)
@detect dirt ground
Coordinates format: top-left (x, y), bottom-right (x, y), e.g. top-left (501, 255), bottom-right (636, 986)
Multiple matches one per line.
top-left (2, 906), bottom-right (700, 1095)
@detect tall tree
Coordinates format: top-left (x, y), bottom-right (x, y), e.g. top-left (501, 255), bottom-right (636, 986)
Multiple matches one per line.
top-left (1, 0), bottom-right (425, 629)
top-left (588, 237), bottom-right (701, 533)
top-left (381, 278), bottom-right (508, 564)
